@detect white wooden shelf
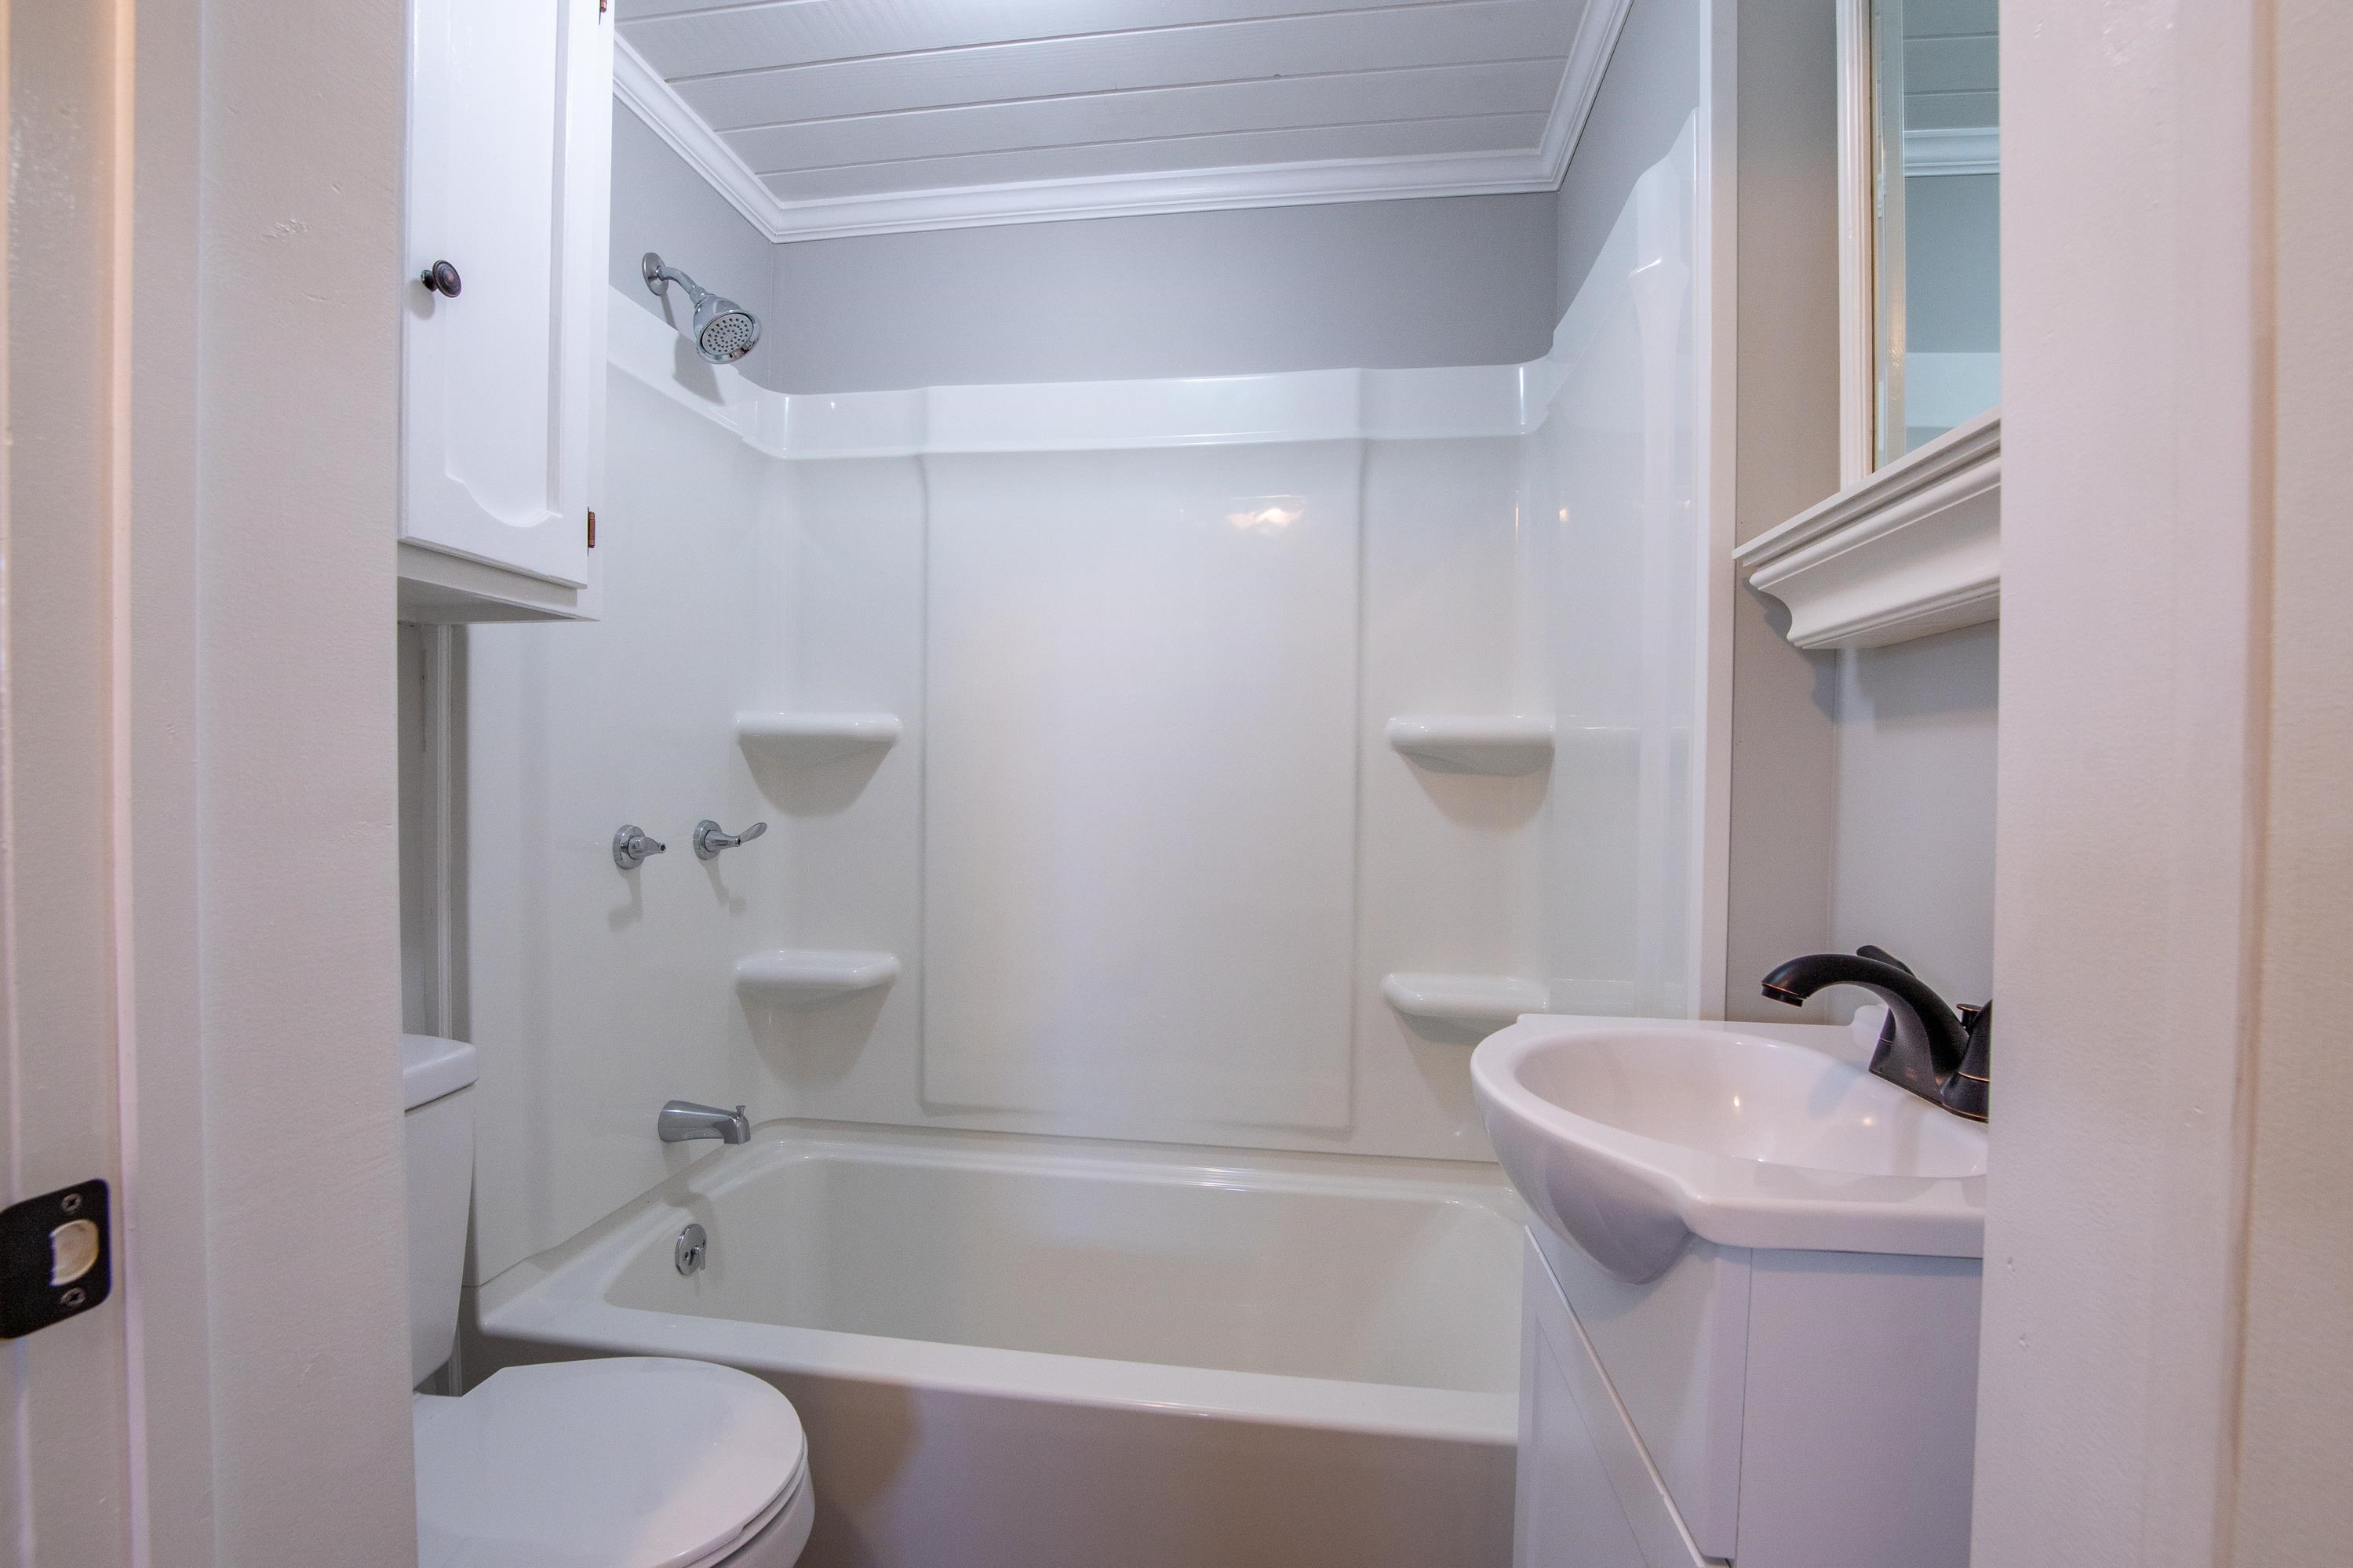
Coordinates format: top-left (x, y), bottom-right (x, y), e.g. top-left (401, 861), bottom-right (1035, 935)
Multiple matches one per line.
top-left (735, 711), bottom-right (901, 766)
top-left (734, 950), bottom-right (901, 1006)
top-left (1384, 715), bottom-right (1556, 777)
top-left (1735, 410), bottom-right (2000, 649)
top-left (1382, 973), bottom-right (1550, 1028)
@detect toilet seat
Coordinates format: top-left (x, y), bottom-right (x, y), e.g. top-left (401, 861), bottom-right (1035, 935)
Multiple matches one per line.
top-left (415, 1356), bottom-right (809, 1568)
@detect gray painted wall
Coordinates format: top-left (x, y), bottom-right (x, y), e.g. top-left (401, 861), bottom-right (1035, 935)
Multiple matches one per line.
top-left (1717, 0), bottom-right (1998, 1020)
top-left (1557, 0), bottom-right (1700, 317)
top-left (1727, 0), bottom-right (1842, 1021)
top-left (1829, 624), bottom-right (1999, 1010)
top-left (763, 195), bottom-right (1559, 391)
top-left (610, 103), bottom-right (1558, 394)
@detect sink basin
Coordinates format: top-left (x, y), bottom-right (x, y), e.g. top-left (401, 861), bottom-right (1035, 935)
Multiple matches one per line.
top-left (1472, 1016), bottom-right (1987, 1282)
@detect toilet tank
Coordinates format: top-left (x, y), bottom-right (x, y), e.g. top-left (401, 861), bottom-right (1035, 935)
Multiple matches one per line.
top-left (402, 1033), bottom-right (479, 1386)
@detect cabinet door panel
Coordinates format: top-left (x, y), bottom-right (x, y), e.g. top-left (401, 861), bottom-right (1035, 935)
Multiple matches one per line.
top-left (405, 0), bottom-right (606, 588)
top-left (1519, 1235), bottom-right (1710, 1568)
top-left (1519, 1303), bottom-right (1648, 1568)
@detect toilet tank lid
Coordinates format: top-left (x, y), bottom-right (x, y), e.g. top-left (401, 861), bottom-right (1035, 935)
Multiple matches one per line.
top-left (402, 1034), bottom-right (479, 1110)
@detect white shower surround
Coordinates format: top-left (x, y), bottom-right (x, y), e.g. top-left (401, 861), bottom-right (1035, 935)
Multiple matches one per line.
top-left (465, 122), bottom-right (1726, 1289)
top-left (464, 122), bottom-right (1725, 1568)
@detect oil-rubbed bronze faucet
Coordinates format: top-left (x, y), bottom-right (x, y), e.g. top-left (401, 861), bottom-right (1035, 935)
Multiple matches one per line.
top-left (1761, 948), bottom-right (1985, 1117)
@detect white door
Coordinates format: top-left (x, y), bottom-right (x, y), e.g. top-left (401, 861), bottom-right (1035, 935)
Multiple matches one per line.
top-left (402, 0), bottom-right (610, 588)
top-left (1, 0), bottom-right (134, 1557)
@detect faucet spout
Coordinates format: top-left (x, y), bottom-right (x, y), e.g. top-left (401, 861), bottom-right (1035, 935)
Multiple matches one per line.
top-left (657, 1099), bottom-right (751, 1145)
top-left (1760, 951), bottom-right (1969, 1104)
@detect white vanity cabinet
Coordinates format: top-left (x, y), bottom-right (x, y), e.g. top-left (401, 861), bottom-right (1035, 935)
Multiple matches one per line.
top-left (1517, 1229), bottom-right (1981, 1568)
top-left (399, 0), bottom-right (610, 622)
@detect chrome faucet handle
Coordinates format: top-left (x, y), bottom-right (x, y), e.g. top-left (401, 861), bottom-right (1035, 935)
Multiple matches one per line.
top-left (613, 824), bottom-right (667, 871)
top-left (694, 819), bottom-right (767, 860)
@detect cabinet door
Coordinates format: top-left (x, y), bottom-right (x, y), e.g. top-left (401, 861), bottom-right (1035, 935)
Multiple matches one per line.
top-left (1519, 1251), bottom-right (1649, 1568)
top-left (404, 0), bottom-right (610, 588)
top-left (1517, 1235), bottom-right (1708, 1568)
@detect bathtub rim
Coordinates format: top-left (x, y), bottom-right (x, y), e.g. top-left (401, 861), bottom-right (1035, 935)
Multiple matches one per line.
top-left (472, 1119), bottom-right (1524, 1446)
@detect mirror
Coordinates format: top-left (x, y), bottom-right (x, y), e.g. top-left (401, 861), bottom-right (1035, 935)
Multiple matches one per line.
top-left (1841, 0), bottom-right (1999, 473)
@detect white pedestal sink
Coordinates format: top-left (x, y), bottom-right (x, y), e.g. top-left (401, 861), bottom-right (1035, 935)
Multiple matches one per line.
top-left (1473, 1016), bottom-right (1987, 1282)
top-left (1472, 1017), bottom-right (1987, 1568)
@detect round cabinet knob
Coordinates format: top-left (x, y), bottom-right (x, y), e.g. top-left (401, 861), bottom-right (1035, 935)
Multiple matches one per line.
top-left (419, 260), bottom-right (462, 297)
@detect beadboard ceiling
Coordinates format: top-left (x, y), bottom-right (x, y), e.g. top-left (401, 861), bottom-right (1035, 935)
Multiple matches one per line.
top-left (613, 0), bottom-right (1634, 242)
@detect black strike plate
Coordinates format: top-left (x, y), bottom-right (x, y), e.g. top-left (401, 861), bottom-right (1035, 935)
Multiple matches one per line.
top-left (0, 1179), bottom-right (111, 1338)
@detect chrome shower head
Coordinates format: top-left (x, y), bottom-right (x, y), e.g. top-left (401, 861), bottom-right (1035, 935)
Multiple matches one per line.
top-left (642, 252), bottom-right (762, 364)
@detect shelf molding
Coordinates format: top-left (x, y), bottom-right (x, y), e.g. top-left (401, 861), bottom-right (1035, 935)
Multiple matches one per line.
top-left (1385, 715), bottom-right (1556, 777)
top-left (736, 711), bottom-right (902, 766)
top-left (734, 950), bottom-right (901, 1006)
top-left (1903, 126), bottom-right (1998, 177)
top-left (1736, 410), bottom-right (2000, 649)
top-left (1382, 973), bottom-right (1551, 1029)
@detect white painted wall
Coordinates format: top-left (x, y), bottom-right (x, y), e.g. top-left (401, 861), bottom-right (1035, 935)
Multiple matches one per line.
top-left (124, 0), bottom-right (220, 1555)
top-left (15, 0), bottom-right (420, 1559)
top-left (1973, 0), bottom-right (2278, 1561)
top-left (2231, 2), bottom-right (2353, 1554)
top-left (189, 0), bottom-right (417, 1559)
top-left (3, 4), bottom-right (135, 1556)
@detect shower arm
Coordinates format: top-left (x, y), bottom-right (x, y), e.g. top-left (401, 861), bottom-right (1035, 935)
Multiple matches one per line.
top-left (643, 253), bottom-right (713, 311)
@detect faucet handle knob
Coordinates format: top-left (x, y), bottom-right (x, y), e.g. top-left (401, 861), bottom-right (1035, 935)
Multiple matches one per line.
top-left (613, 824), bottom-right (667, 871)
top-left (694, 819), bottom-right (767, 859)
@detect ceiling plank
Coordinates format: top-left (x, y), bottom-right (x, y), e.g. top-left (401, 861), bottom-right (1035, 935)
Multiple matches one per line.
top-left (621, 0), bottom-right (1488, 81)
top-left (677, 1), bottom-right (1574, 132)
top-left (728, 60), bottom-right (1564, 174)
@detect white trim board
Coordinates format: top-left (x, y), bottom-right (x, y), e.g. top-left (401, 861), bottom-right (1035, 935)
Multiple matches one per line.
top-left (613, 0), bottom-right (1634, 243)
top-left (1903, 126), bottom-right (1998, 177)
top-left (1735, 409), bottom-right (2000, 649)
top-left (606, 286), bottom-right (1597, 457)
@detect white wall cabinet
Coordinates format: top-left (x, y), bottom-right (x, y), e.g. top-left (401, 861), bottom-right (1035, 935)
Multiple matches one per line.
top-left (399, 0), bottom-right (610, 622)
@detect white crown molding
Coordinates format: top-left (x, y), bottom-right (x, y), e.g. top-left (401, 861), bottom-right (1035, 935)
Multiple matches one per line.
top-left (1904, 126), bottom-right (2000, 177)
top-left (1538, 0), bottom-right (1636, 185)
top-left (614, 0), bottom-right (1634, 243)
top-left (1736, 409), bottom-right (2002, 649)
top-left (612, 36), bottom-right (795, 238)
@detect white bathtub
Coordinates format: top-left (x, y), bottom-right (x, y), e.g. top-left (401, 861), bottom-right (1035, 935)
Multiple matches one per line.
top-left (470, 1124), bottom-right (1524, 1568)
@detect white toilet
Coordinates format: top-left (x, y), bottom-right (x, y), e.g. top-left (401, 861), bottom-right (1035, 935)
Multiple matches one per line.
top-left (403, 1034), bottom-right (814, 1567)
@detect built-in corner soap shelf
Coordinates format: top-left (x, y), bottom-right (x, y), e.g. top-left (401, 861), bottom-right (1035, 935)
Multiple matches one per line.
top-left (1382, 973), bottom-right (1550, 1029)
top-left (735, 711), bottom-right (902, 766)
top-left (1384, 715), bottom-right (1555, 777)
top-left (735, 949), bottom-right (901, 1006)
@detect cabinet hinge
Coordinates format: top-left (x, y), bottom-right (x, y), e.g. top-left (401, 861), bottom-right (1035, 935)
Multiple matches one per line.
top-left (587, 508), bottom-right (597, 548)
